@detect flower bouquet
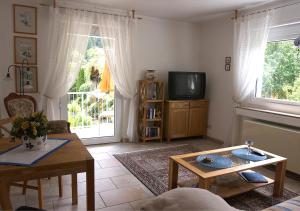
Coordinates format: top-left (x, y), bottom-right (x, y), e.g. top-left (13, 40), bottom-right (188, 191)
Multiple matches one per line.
top-left (10, 112), bottom-right (48, 150)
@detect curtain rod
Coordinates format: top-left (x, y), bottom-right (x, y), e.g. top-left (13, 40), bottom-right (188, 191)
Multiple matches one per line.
top-left (233, 1), bottom-right (300, 20)
top-left (39, 3), bottom-right (142, 20)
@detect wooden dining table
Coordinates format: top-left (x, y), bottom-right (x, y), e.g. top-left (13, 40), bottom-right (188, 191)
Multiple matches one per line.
top-left (0, 133), bottom-right (95, 210)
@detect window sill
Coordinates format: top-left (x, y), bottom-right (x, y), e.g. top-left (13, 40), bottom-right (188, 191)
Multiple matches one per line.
top-left (235, 106), bottom-right (300, 128)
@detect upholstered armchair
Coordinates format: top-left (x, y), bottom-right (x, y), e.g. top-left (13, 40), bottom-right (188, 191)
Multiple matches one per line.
top-left (3, 93), bottom-right (71, 209)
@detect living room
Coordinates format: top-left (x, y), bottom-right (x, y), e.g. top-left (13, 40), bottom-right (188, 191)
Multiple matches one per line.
top-left (0, 0), bottom-right (299, 210)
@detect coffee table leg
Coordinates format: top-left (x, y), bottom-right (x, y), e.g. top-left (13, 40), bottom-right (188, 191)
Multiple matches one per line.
top-left (198, 178), bottom-right (209, 189)
top-left (71, 173), bottom-right (78, 205)
top-left (0, 181), bottom-right (12, 210)
top-left (273, 160), bottom-right (287, 197)
top-left (86, 159), bottom-right (95, 210)
top-left (168, 158), bottom-right (178, 190)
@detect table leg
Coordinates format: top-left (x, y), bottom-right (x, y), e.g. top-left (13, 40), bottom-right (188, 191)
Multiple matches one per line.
top-left (168, 158), bottom-right (178, 190)
top-left (71, 173), bottom-right (78, 205)
top-left (58, 176), bottom-right (63, 197)
top-left (198, 178), bottom-right (209, 189)
top-left (273, 160), bottom-right (287, 197)
top-left (86, 159), bottom-right (95, 210)
top-left (37, 179), bottom-right (44, 209)
top-left (0, 181), bottom-right (12, 211)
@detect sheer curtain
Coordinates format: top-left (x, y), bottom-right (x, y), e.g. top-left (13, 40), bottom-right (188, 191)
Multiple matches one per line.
top-left (95, 14), bottom-right (138, 142)
top-left (231, 10), bottom-right (274, 145)
top-left (41, 8), bottom-right (93, 120)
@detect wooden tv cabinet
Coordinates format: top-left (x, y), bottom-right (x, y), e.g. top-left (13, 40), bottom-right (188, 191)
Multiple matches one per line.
top-left (164, 99), bottom-right (208, 142)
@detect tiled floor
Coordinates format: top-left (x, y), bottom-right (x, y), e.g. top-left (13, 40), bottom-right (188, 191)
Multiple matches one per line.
top-left (4, 138), bottom-right (300, 211)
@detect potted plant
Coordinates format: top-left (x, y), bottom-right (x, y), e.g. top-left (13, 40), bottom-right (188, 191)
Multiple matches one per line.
top-left (10, 112), bottom-right (48, 150)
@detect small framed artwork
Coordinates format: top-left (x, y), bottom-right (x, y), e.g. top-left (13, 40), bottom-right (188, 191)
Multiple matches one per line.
top-left (14, 36), bottom-right (37, 65)
top-left (13, 4), bottom-right (37, 35)
top-left (225, 57), bottom-right (231, 64)
top-left (225, 64), bottom-right (231, 71)
top-left (15, 66), bottom-right (38, 93)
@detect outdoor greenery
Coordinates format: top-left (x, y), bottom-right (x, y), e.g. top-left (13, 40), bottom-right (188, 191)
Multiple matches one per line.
top-left (261, 40), bottom-right (300, 102)
top-left (68, 37), bottom-right (114, 128)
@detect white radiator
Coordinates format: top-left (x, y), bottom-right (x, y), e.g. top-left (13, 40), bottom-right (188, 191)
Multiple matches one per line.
top-left (241, 119), bottom-right (300, 174)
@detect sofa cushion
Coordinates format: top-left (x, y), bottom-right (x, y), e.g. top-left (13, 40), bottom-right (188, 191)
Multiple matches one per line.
top-left (262, 195), bottom-right (300, 211)
top-left (140, 188), bottom-right (240, 211)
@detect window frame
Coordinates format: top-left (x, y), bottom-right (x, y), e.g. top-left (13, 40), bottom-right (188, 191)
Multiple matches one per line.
top-left (252, 23), bottom-right (300, 108)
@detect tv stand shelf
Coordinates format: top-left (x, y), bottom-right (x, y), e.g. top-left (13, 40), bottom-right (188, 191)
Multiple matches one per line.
top-left (164, 99), bottom-right (208, 142)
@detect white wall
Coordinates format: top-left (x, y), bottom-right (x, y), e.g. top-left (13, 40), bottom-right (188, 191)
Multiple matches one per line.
top-left (0, 0), bottom-right (50, 118)
top-left (0, 1), bottom-right (200, 120)
top-left (136, 17), bottom-right (200, 94)
top-left (197, 3), bottom-right (300, 145)
top-left (198, 16), bottom-right (234, 144)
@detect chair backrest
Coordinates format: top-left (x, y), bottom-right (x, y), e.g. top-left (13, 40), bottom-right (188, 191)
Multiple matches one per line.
top-left (4, 93), bottom-right (37, 118)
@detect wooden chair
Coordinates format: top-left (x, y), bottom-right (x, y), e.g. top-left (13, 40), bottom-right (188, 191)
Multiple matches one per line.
top-left (3, 93), bottom-right (66, 209)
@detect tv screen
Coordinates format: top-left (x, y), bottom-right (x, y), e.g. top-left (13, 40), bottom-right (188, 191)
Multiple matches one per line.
top-left (168, 71), bottom-right (206, 100)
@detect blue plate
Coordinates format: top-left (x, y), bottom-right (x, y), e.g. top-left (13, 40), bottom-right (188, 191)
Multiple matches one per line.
top-left (232, 148), bottom-right (267, 161)
top-left (196, 154), bottom-right (232, 169)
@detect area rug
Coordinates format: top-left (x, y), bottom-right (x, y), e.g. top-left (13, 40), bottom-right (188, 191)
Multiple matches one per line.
top-left (113, 145), bottom-right (298, 210)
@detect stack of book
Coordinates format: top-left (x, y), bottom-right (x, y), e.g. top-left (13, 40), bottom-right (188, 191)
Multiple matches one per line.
top-left (144, 127), bottom-right (160, 137)
top-left (146, 107), bottom-right (156, 119)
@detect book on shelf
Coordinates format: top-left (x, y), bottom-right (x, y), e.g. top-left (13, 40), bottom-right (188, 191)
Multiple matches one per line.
top-left (146, 107), bottom-right (156, 119)
top-left (144, 127), bottom-right (160, 137)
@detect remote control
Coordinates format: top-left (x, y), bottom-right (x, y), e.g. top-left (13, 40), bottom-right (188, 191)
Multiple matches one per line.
top-left (251, 149), bottom-right (265, 156)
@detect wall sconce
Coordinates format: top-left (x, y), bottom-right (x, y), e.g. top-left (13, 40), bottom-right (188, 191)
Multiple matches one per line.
top-left (6, 59), bottom-right (31, 95)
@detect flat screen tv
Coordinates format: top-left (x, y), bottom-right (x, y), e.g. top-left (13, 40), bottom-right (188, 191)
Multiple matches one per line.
top-left (168, 71), bottom-right (206, 100)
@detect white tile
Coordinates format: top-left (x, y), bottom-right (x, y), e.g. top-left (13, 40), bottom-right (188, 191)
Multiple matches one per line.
top-left (95, 167), bottom-right (129, 179)
top-left (77, 179), bottom-right (116, 195)
top-left (96, 203), bottom-right (133, 211)
top-left (110, 175), bottom-right (140, 188)
top-left (92, 153), bottom-right (112, 160)
top-left (53, 194), bottom-right (105, 211)
top-left (98, 159), bottom-right (122, 168)
top-left (100, 186), bottom-right (151, 207)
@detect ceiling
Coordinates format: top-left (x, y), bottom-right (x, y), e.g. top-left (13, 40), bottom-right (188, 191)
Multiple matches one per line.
top-left (59, 0), bottom-right (273, 22)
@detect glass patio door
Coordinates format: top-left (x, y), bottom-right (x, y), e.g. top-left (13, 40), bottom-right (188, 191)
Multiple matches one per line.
top-left (65, 36), bottom-right (117, 144)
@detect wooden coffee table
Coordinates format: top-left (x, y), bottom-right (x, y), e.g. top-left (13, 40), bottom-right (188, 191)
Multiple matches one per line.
top-left (0, 133), bottom-right (95, 211)
top-left (168, 145), bottom-right (287, 198)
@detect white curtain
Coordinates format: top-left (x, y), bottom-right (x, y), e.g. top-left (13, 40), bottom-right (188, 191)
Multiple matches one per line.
top-left (230, 10), bottom-right (274, 145)
top-left (95, 14), bottom-right (138, 142)
top-left (41, 8), bottom-right (93, 120)
top-left (233, 10), bottom-right (274, 102)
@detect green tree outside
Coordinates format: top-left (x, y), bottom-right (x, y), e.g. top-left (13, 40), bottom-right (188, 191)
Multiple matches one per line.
top-left (261, 40), bottom-right (300, 102)
top-left (68, 37), bottom-right (114, 128)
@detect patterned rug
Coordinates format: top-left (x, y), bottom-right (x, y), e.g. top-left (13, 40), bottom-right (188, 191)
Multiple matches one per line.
top-left (114, 145), bottom-right (298, 210)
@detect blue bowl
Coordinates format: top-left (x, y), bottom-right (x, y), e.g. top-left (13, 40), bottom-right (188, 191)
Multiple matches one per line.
top-left (196, 154), bottom-right (232, 169)
top-left (231, 148), bottom-right (267, 161)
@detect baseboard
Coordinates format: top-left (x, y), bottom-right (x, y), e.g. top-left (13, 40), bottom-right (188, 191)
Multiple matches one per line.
top-left (207, 136), bottom-right (224, 145)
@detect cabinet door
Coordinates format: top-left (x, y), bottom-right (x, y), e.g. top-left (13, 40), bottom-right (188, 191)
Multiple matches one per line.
top-left (169, 108), bottom-right (189, 138)
top-left (188, 107), bottom-right (208, 136)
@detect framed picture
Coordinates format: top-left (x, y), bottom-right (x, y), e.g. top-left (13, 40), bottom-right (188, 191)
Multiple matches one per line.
top-left (13, 4), bottom-right (37, 35)
top-left (14, 36), bottom-right (37, 65)
top-left (225, 57), bottom-right (231, 64)
top-left (15, 66), bottom-right (38, 93)
top-left (225, 64), bottom-right (231, 71)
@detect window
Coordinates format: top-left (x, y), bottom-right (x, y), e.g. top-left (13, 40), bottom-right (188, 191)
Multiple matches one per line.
top-left (255, 25), bottom-right (300, 104)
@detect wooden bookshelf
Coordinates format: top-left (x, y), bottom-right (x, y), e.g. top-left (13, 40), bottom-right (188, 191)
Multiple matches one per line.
top-left (138, 80), bottom-right (164, 142)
